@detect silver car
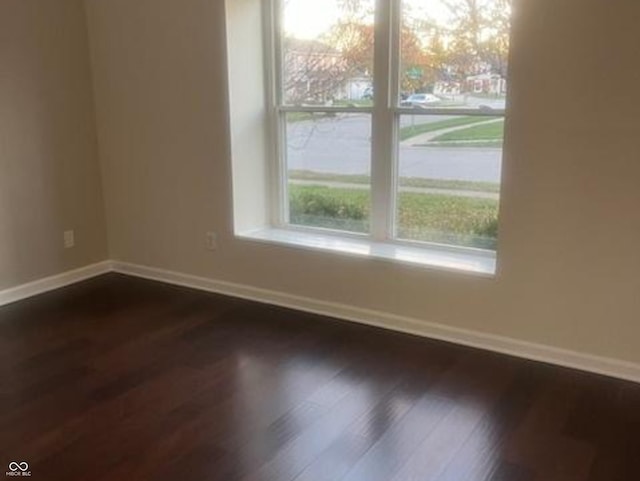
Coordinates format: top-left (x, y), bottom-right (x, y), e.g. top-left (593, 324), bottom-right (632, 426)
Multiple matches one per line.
top-left (401, 93), bottom-right (441, 108)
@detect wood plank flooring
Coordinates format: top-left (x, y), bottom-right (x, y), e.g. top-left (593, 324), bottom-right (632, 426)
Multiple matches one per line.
top-left (0, 273), bottom-right (638, 481)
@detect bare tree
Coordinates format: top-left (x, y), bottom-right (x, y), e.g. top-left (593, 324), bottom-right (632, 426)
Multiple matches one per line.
top-left (283, 38), bottom-right (352, 104)
top-left (283, 0), bottom-right (374, 104)
top-left (282, 0), bottom-right (511, 102)
top-left (442, 0), bottom-right (512, 80)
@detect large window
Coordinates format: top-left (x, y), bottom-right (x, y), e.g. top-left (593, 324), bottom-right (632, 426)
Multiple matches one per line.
top-left (269, 0), bottom-right (511, 253)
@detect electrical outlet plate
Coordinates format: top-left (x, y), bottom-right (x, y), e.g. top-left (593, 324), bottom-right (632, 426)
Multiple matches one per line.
top-left (64, 230), bottom-right (75, 249)
top-left (205, 232), bottom-right (217, 251)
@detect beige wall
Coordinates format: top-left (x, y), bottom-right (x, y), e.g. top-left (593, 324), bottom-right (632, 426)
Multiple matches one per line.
top-left (0, 0), bottom-right (108, 290)
top-left (85, 0), bottom-right (640, 364)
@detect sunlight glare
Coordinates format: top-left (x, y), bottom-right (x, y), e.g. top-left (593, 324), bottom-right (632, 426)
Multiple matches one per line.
top-left (284, 0), bottom-right (340, 39)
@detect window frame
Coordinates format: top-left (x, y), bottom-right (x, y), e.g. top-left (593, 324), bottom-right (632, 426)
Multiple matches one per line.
top-left (265, 0), bottom-right (506, 256)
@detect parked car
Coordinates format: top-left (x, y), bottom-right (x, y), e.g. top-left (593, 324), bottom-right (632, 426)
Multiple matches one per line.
top-left (401, 93), bottom-right (441, 108)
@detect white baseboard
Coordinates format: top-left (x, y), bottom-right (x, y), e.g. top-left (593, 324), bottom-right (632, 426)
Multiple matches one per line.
top-left (0, 261), bottom-right (113, 307)
top-left (110, 261), bottom-right (640, 384)
top-left (2, 260), bottom-right (638, 383)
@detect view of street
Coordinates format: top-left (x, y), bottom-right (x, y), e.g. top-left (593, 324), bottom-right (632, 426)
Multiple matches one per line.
top-left (286, 112), bottom-right (503, 183)
top-left (281, 0), bottom-right (509, 246)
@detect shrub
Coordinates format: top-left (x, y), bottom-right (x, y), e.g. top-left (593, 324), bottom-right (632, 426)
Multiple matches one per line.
top-left (288, 184), bottom-right (499, 248)
top-left (473, 216), bottom-right (499, 239)
top-left (289, 185), bottom-right (370, 232)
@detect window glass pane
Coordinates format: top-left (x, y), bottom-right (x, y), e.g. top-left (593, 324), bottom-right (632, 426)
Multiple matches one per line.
top-left (282, 0), bottom-right (375, 107)
top-left (399, 0), bottom-right (511, 111)
top-left (396, 114), bottom-right (502, 249)
top-left (286, 113), bottom-right (371, 234)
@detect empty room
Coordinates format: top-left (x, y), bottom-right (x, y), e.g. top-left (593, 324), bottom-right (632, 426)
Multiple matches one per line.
top-left (1, 0), bottom-right (639, 479)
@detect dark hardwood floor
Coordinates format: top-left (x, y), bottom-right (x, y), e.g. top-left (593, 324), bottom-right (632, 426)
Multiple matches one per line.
top-left (0, 274), bottom-right (638, 481)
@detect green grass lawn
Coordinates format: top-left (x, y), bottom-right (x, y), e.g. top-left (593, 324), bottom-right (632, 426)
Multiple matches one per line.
top-left (399, 116), bottom-right (489, 141)
top-left (289, 184), bottom-right (498, 249)
top-left (287, 112), bottom-right (316, 123)
top-left (289, 170), bottom-right (500, 194)
top-left (431, 119), bottom-right (504, 143)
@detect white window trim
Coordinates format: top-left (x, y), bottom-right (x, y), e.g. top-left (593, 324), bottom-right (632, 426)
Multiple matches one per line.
top-left (257, 0), bottom-right (505, 275)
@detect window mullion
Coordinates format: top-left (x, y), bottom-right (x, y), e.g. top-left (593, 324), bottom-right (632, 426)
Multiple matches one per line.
top-left (370, 0), bottom-right (398, 242)
top-left (265, 0), bottom-right (286, 227)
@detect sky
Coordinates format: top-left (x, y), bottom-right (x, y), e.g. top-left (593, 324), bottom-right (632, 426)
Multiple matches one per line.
top-left (284, 0), bottom-right (342, 39)
top-left (284, 0), bottom-right (455, 39)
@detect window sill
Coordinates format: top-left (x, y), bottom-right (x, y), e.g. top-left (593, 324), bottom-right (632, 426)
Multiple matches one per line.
top-left (238, 228), bottom-right (496, 277)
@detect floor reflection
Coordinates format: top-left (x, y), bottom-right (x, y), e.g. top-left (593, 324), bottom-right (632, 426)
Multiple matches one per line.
top-left (231, 351), bottom-right (501, 481)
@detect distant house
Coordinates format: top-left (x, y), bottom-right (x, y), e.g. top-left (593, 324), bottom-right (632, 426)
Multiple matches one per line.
top-left (283, 38), bottom-right (347, 104)
top-left (433, 81), bottom-right (462, 96)
top-left (465, 72), bottom-right (507, 95)
top-left (283, 38), bottom-right (371, 104)
top-left (344, 76), bottom-right (372, 101)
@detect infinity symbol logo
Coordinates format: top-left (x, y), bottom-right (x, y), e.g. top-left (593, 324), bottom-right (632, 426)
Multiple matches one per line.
top-left (8, 462), bottom-right (28, 472)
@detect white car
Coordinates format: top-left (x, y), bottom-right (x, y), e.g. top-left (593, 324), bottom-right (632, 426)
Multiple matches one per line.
top-left (401, 93), bottom-right (441, 108)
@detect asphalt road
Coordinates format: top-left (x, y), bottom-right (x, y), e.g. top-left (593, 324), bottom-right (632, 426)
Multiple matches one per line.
top-left (286, 114), bottom-right (503, 183)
